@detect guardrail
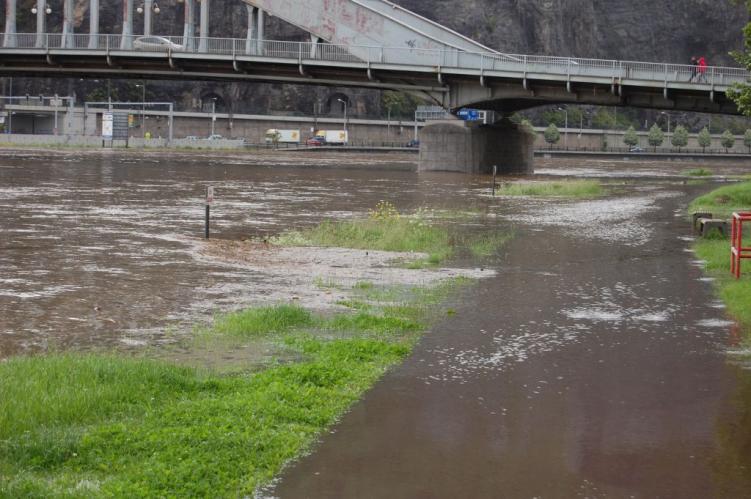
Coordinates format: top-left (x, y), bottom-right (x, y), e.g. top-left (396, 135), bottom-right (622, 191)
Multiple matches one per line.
top-left (0, 33), bottom-right (748, 87)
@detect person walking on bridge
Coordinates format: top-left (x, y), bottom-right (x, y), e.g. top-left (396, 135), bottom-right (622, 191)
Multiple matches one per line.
top-left (689, 56), bottom-right (698, 82)
top-left (697, 56), bottom-right (708, 82)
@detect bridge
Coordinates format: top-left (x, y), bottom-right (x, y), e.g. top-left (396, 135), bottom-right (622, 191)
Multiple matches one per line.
top-left (0, 0), bottom-right (748, 173)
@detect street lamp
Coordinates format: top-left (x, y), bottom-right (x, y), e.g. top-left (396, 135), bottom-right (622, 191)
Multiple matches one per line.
top-left (557, 106), bottom-right (568, 149)
top-left (135, 82), bottom-right (146, 129)
top-left (211, 97), bottom-right (217, 136)
top-left (137, 0), bottom-right (160, 36)
top-left (337, 98), bottom-right (348, 133)
top-left (660, 111), bottom-right (671, 136)
top-left (30, 3), bottom-right (51, 14)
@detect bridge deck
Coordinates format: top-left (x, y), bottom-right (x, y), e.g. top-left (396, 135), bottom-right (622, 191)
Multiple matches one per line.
top-left (0, 33), bottom-right (745, 114)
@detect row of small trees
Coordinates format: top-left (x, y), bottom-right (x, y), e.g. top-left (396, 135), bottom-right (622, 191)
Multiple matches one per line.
top-left (543, 123), bottom-right (751, 153)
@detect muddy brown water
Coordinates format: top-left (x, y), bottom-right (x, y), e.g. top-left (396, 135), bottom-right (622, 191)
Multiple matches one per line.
top-left (2, 149), bottom-right (751, 496)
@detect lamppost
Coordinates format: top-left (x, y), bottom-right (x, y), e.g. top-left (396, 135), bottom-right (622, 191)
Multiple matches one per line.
top-left (558, 106), bottom-right (568, 149)
top-left (660, 111), bottom-right (671, 136)
top-left (137, 0), bottom-right (160, 36)
top-left (31, 2), bottom-right (52, 48)
top-left (211, 97), bottom-right (217, 136)
top-left (135, 82), bottom-right (146, 129)
top-left (337, 98), bottom-right (348, 133)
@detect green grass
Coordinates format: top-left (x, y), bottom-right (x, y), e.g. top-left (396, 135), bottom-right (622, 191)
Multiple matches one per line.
top-left (274, 217), bottom-right (452, 265)
top-left (694, 239), bottom-right (751, 333)
top-left (210, 304), bottom-right (313, 337)
top-left (495, 180), bottom-right (604, 198)
top-left (467, 232), bottom-right (514, 258)
top-left (1, 279), bottom-right (468, 497)
top-left (683, 168), bottom-right (714, 177)
top-left (273, 205), bottom-right (512, 267)
top-left (690, 180), bottom-right (751, 343)
top-left (689, 180), bottom-right (751, 219)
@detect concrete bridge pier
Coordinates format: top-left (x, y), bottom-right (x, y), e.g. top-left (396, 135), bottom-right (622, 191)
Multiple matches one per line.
top-left (182, 0), bottom-right (195, 51)
top-left (3, 0), bottom-right (17, 48)
top-left (418, 119), bottom-right (535, 175)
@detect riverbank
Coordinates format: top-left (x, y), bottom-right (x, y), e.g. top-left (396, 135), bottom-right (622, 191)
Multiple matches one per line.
top-left (1, 206), bottom-right (508, 496)
top-left (689, 180), bottom-right (751, 346)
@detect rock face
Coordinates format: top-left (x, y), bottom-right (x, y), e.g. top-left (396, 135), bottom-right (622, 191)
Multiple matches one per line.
top-left (396, 0), bottom-right (747, 65)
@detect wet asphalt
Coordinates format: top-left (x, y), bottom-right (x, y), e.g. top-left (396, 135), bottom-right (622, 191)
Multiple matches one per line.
top-left (270, 185), bottom-right (750, 498)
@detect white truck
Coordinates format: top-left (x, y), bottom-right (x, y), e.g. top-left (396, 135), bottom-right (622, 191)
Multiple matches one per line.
top-left (315, 130), bottom-right (349, 145)
top-left (264, 129), bottom-right (301, 144)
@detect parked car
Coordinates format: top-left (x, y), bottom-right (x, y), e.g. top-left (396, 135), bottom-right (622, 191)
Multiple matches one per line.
top-left (306, 136), bottom-right (326, 146)
top-left (407, 139), bottom-right (420, 148)
top-left (185, 135), bottom-right (199, 140)
top-left (133, 36), bottom-right (184, 52)
top-left (629, 146), bottom-right (645, 153)
top-left (207, 134), bottom-right (224, 140)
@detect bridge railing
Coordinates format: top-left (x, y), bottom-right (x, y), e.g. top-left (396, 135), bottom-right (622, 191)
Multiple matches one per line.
top-left (1, 33), bottom-right (748, 87)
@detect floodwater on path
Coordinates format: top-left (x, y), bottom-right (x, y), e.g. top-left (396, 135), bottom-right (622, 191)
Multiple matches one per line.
top-left (2, 149), bottom-right (751, 496)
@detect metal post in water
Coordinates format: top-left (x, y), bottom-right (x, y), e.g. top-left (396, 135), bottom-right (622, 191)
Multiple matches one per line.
top-left (492, 165), bottom-right (497, 197)
top-left (205, 204), bottom-right (210, 239)
top-left (205, 186), bottom-right (214, 239)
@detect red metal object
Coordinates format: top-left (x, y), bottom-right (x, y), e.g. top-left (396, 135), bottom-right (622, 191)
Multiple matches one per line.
top-left (730, 212), bottom-right (751, 279)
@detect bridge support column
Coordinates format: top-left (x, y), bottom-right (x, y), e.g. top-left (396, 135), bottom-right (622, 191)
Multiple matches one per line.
top-left (88, 0), bottom-right (99, 48)
top-left (256, 8), bottom-right (264, 55)
top-left (198, 0), bottom-right (209, 53)
top-left (182, 0), bottom-right (195, 51)
top-left (61, 0), bottom-right (75, 48)
top-left (3, 0), bottom-right (17, 48)
top-left (418, 119), bottom-right (534, 174)
top-left (144, 0), bottom-right (153, 36)
top-left (245, 4), bottom-right (257, 55)
top-left (310, 34), bottom-right (320, 58)
top-left (34, 0), bottom-right (46, 47)
top-left (121, 0), bottom-right (134, 49)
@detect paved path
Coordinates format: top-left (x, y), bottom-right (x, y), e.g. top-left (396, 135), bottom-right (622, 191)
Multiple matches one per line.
top-left (270, 183), bottom-right (748, 498)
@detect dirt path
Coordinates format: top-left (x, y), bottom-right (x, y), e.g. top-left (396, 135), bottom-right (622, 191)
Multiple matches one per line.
top-left (267, 185), bottom-right (749, 497)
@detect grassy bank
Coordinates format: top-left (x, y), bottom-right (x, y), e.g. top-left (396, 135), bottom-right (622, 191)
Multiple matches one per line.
top-left (690, 180), bottom-right (751, 342)
top-left (0, 279), bottom-right (465, 497)
top-left (495, 180), bottom-right (604, 198)
top-left (274, 202), bottom-right (511, 266)
top-left (689, 180), bottom-right (751, 218)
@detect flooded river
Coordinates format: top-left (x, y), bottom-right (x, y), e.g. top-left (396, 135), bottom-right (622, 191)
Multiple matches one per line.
top-left (2, 149), bottom-right (751, 495)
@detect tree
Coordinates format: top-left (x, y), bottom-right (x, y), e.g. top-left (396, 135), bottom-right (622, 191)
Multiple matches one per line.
top-left (729, 3), bottom-right (751, 115)
top-left (671, 125), bottom-right (689, 151)
top-left (721, 129), bottom-right (736, 152)
top-left (544, 123), bottom-right (561, 148)
top-left (648, 123), bottom-right (665, 151)
top-left (623, 126), bottom-right (639, 148)
top-left (520, 119), bottom-right (535, 134)
top-left (382, 91), bottom-right (421, 119)
top-left (697, 127), bottom-right (712, 153)
top-left (745, 129), bottom-right (751, 153)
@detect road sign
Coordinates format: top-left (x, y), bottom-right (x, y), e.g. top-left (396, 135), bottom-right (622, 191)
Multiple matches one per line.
top-left (457, 108), bottom-right (480, 121)
top-left (102, 112), bottom-right (113, 139)
top-left (206, 186), bottom-right (214, 205)
top-left (112, 113), bottom-right (129, 139)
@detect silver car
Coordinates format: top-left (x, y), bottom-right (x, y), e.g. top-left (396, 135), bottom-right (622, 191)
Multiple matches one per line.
top-left (133, 36), bottom-right (184, 52)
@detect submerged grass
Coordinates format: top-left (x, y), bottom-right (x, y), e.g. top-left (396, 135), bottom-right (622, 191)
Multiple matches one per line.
top-left (274, 202), bottom-right (511, 267)
top-left (495, 180), bottom-right (604, 198)
top-left (683, 168), bottom-right (714, 177)
top-left (0, 278), bottom-right (467, 498)
top-left (690, 181), bottom-right (751, 343)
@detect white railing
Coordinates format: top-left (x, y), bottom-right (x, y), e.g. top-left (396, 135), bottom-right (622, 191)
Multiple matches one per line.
top-left (0, 33), bottom-right (748, 87)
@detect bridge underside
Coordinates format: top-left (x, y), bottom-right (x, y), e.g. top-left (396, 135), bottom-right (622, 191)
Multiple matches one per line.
top-left (0, 50), bottom-right (738, 115)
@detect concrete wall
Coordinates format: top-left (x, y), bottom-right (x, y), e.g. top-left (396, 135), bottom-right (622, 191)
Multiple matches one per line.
top-left (418, 119), bottom-right (534, 174)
